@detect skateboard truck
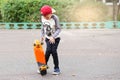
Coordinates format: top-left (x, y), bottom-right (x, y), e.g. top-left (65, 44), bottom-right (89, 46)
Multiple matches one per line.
top-left (40, 65), bottom-right (47, 71)
top-left (39, 65), bottom-right (47, 76)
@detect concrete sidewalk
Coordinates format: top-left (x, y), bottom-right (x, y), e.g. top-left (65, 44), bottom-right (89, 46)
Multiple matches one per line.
top-left (0, 29), bottom-right (120, 80)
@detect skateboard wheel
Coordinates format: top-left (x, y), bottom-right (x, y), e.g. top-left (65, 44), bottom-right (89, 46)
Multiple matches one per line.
top-left (40, 70), bottom-right (47, 76)
top-left (41, 42), bottom-right (44, 45)
top-left (33, 43), bottom-right (36, 46)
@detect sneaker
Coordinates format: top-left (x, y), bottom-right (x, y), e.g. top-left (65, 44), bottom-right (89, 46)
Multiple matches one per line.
top-left (52, 68), bottom-right (60, 75)
top-left (37, 69), bottom-right (40, 74)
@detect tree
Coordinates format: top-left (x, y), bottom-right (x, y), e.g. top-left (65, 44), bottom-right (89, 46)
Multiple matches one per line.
top-left (117, 1), bottom-right (120, 20)
top-left (113, 0), bottom-right (118, 27)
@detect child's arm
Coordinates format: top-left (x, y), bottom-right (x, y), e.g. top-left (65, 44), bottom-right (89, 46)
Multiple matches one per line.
top-left (52, 14), bottom-right (61, 38)
top-left (40, 23), bottom-right (45, 41)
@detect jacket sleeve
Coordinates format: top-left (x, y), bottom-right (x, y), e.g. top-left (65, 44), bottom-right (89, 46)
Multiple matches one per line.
top-left (40, 17), bottom-right (45, 38)
top-left (52, 14), bottom-right (61, 38)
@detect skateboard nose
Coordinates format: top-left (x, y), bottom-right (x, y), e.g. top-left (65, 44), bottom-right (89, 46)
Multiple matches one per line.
top-left (33, 40), bottom-right (41, 47)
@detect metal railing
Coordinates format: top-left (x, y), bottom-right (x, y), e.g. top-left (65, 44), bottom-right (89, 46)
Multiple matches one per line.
top-left (0, 21), bottom-right (120, 29)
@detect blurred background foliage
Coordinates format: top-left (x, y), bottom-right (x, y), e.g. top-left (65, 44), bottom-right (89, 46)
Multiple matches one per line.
top-left (0, 0), bottom-right (119, 22)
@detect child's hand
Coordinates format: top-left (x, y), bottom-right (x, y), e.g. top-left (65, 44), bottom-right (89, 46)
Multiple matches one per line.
top-left (41, 37), bottom-right (44, 45)
top-left (49, 37), bottom-right (55, 44)
top-left (41, 37), bottom-right (44, 41)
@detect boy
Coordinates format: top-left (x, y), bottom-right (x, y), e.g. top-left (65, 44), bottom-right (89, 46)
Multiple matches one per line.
top-left (40, 5), bottom-right (61, 75)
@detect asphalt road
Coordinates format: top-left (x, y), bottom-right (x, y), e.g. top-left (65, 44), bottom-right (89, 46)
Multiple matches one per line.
top-left (0, 29), bottom-right (120, 80)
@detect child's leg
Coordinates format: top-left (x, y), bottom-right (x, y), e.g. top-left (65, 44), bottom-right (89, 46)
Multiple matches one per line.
top-left (45, 38), bottom-right (52, 65)
top-left (52, 51), bottom-right (59, 69)
top-left (51, 38), bottom-right (60, 69)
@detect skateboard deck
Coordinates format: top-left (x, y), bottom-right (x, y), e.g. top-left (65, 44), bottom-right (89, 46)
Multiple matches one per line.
top-left (33, 40), bottom-right (47, 76)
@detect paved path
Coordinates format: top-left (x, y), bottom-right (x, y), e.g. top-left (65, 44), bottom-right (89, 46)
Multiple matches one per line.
top-left (0, 29), bottom-right (120, 80)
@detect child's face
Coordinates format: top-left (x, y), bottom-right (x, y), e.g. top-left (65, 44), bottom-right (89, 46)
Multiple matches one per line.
top-left (43, 14), bottom-right (52, 20)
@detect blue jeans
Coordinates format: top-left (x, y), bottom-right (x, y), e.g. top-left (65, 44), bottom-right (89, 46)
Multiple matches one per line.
top-left (45, 37), bottom-right (60, 69)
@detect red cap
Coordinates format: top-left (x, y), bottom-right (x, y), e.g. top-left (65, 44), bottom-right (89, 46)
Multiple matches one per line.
top-left (40, 5), bottom-right (52, 16)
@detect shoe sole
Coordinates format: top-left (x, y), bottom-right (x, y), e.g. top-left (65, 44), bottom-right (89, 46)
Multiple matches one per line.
top-left (52, 72), bottom-right (60, 75)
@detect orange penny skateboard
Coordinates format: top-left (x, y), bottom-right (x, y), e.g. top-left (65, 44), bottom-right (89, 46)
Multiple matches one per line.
top-left (33, 40), bottom-right (47, 76)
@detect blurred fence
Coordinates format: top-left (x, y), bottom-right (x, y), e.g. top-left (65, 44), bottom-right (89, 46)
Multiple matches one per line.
top-left (0, 21), bottom-right (120, 29)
